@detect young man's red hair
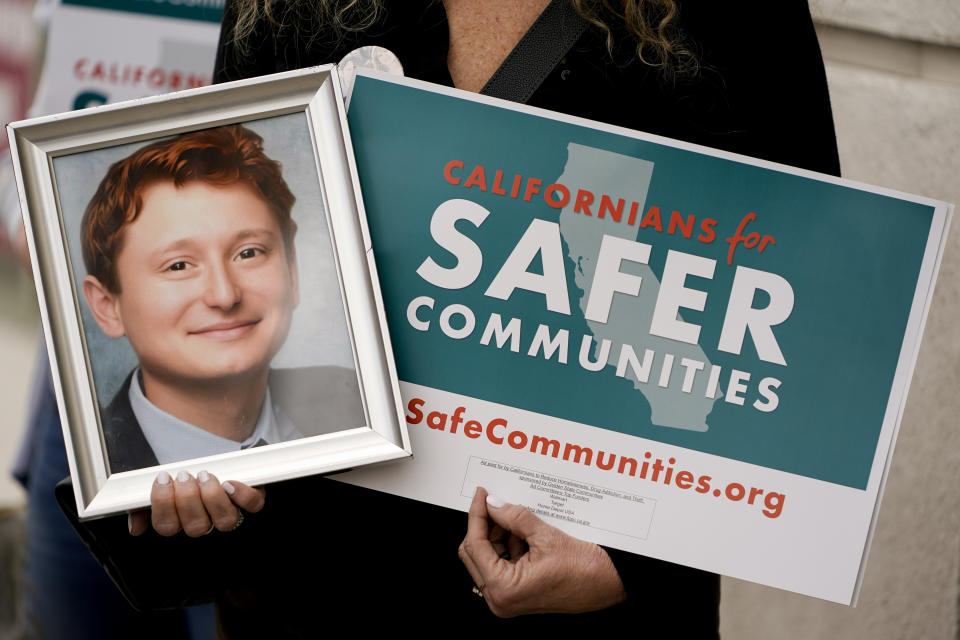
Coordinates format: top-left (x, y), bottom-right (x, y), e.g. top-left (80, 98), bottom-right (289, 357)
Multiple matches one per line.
top-left (81, 124), bottom-right (296, 292)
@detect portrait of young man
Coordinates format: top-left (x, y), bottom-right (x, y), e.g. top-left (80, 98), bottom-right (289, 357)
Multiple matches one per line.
top-left (69, 121), bottom-right (364, 473)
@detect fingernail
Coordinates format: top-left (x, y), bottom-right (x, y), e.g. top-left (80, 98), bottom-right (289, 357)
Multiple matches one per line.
top-left (198, 470), bottom-right (210, 483)
top-left (156, 471), bottom-right (171, 486)
top-left (176, 470), bottom-right (191, 483)
top-left (222, 481), bottom-right (236, 496)
top-left (127, 513), bottom-right (133, 535)
top-left (486, 494), bottom-right (506, 509)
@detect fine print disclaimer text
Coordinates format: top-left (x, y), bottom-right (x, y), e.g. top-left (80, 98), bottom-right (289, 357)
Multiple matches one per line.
top-left (461, 456), bottom-right (656, 539)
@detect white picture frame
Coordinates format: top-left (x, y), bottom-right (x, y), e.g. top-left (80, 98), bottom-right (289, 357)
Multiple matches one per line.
top-left (7, 66), bottom-right (410, 519)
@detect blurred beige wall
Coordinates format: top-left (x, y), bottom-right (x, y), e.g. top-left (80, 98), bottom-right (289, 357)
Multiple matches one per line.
top-left (0, 0), bottom-right (42, 513)
top-left (0, 260), bottom-right (37, 511)
top-left (721, 2), bottom-right (960, 638)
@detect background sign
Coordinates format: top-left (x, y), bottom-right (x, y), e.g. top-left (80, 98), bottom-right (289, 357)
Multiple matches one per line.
top-left (31, 0), bottom-right (221, 116)
top-left (62, 0), bottom-right (223, 23)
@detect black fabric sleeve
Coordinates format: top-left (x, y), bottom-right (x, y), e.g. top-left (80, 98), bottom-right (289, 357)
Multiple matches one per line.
top-left (681, 0), bottom-right (841, 176)
top-left (604, 545), bottom-right (721, 636)
top-left (55, 479), bottom-right (217, 610)
top-left (739, 0), bottom-right (841, 177)
top-left (55, 477), bottom-right (281, 611)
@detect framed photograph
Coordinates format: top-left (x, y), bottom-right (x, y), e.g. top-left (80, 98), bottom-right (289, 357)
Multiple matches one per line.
top-left (8, 66), bottom-right (410, 519)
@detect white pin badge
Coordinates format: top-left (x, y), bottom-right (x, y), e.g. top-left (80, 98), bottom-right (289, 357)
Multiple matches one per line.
top-left (338, 46), bottom-right (404, 110)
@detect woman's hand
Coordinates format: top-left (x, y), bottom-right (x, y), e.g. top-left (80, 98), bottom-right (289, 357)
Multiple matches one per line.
top-left (127, 470), bottom-right (265, 537)
top-left (458, 486), bottom-right (626, 617)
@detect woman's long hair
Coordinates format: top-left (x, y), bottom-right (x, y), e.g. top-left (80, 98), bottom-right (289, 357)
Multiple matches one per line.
top-left (231, 0), bottom-right (695, 75)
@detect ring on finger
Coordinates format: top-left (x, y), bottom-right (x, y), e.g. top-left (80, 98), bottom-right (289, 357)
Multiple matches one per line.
top-left (471, 583), bottom-right (485, 598)
top-left (229, 511), bottom-right (245, 532)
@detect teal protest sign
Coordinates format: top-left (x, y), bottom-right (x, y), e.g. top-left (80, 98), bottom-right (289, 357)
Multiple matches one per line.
top-left (338, 72), bottom-right (950, 603)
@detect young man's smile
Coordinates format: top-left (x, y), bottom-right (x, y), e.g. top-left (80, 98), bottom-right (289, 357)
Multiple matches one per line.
top-left (188, 319), bottom-right (261, 341)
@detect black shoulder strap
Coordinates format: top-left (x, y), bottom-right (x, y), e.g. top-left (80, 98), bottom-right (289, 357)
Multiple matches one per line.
top-left (480, 0), bottom-right (589, 104)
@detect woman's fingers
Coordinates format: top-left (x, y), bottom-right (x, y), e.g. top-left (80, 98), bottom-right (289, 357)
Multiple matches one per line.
top-left (506, 531), bottom-right (528, 561)
top-left (465, 491), bottom-right (627, 617)
top-left (458, 540), bottom-right (486, 594)
top-left (127, 509), bottom-right (150, 536)
top-left (173, 470), bottom-right (213, 537)
top-left (221, 480), bottom-right (266, 513)
top-left (488, 527), bottom-right (509, 560)
top-left (143, 471), bottom-right (265, 537)
top-left (459, 487), bottom-right (504, 588)
top-left (483, 495), bottom-right (544, 540)
top-left (459, 487), bottom-right (489, 586)
top-left (150, 470), bottom-right (182, 536)
top-left (197, 470), bottom-right (242, 532)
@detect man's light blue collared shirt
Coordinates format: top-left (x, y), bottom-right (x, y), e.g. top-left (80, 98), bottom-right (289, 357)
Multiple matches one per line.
top-left (128, 369), bottom-right (303, 465)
